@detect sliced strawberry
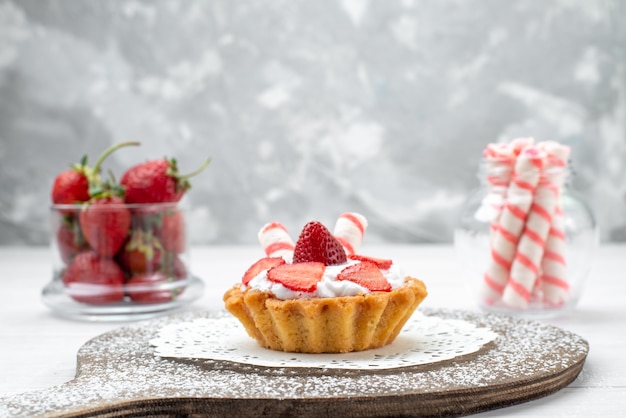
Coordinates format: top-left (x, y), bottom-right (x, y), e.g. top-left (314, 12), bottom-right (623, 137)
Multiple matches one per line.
top-left (348, 254), bottom-right (393, 270)
top-left (337, 261), bottom-right (391, 292)
top-left (242, 257), bottom-right (286, 285)
top-left (293, 221), bottom-right (347, 265)
top-left (266, 262), bottom-right (325, 292)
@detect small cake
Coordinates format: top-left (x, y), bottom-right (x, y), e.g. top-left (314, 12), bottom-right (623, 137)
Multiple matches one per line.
top-left (223, 213), bottom-right (428, 353)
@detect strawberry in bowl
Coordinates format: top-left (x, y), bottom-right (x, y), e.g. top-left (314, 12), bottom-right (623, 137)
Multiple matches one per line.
top-left (45, 143), bottom-right (210, 317)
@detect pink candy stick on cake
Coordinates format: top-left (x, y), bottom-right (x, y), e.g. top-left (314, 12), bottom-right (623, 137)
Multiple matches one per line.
top-left (333, 212), bottom-right (368, 256)
top-left (258, 222), bottom-right (295, 263)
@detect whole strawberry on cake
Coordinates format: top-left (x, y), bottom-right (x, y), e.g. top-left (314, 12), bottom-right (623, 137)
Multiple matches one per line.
top-left (223, 213), bottom-right (428, 353)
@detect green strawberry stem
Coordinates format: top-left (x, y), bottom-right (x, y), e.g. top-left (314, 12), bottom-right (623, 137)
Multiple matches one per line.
top-left (92, 141), bottom-right (140, 175)
top-left (88, 141), bottom-right (140, 198)
top-left (69, 154), bottom-right (89, 175)
top-left (167, 157), bottom-right (212, 192)
top-left (172, 157), bottom-right (212, 180)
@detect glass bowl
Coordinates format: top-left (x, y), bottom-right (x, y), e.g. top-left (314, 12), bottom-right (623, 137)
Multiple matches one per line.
top-left (454, 186), bottom-right (598, 318)
top-left (42, 201), bottom-right (204, 321)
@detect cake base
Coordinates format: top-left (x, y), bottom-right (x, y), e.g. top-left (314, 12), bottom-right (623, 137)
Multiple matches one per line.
top-left (223, 277), bottom-right (428, 353)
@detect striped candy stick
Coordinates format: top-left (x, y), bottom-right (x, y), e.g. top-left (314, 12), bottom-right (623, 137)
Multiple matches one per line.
top-left (257, 222), bottom-right (295, 263)
top-left (509, 137), bottom-right (536, 154)
top-left (481, 146), bottom-right (544, 304)
top-left (479, 138), bottom-right (534, 234)
top-left (502, 144), bottom-right (566, 308)
top-left (539, 207), bottom-right (569, 305)
top-left (501, 182), bottom-right (555, 308)
top-left (537, 143), bottom-right (571, 305)
top-left (333, 212), bottom-right (368, 256)
top-left (480, 143), bottom-right (516, 233)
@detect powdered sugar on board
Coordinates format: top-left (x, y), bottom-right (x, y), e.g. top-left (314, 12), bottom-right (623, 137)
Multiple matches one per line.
top-left (0, 309), bottom-right (589, 418)
top-left (150, 312), bottom-right (498, 369)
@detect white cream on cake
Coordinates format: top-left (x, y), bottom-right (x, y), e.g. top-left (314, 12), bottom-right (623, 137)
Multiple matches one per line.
top-left (245, 260), bottom-right (406, 300)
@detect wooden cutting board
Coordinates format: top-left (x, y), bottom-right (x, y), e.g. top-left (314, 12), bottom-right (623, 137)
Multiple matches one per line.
top-left (0, 309), bottom-right (588, 417)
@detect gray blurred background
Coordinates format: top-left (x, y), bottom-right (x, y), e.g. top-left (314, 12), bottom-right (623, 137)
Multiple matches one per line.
top-left (0, 0), bottom-right (625, 246)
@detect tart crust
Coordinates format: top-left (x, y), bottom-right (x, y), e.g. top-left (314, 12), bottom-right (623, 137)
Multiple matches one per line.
top-left (223, 276), bottom-right (428, 353)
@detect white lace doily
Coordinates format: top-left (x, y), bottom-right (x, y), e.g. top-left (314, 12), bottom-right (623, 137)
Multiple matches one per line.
top-left (150, 312), bottom-right (498, 370)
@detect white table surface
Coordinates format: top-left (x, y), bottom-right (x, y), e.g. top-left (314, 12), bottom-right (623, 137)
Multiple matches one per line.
top-left (0, 244), bottom-right (624, 417)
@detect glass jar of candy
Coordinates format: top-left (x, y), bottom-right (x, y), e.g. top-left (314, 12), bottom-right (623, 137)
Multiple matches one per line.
top-left (454, 140), bottom-right (598, 317)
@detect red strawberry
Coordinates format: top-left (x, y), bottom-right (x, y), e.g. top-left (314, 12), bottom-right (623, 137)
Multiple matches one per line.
top-left (126, 271), bottom-right (182, 304)
top-left (161, 253), bottom-right (188, 280)
top-left (159, 209), bottom-right (186, 253)
top-left (79, 196), bottom-right (131, 257)
top-left (62, 251), bottom-right (125, 304)
top-left (117, 229), bottom-right (163, 274)
top-left (337, 261), bottom-right (391, 292)
top-left (348, 254), bottom-right (393, 270)
top-left (55, 214), bottom-right (89, 263)
top-left (131, 206), bottom-right (185, 253)
top-left (130, 205), bottom-right (163, 231)
top-left (51, 142), bottom-right (139, 205)
top-left (292, 221), bottom-right (347, 265)
top-left (51, 155), bottom-right (91, 205)
top-left (267, 262), bottom-right (325, 292)
top-left (242, 257), bottom-right (286, 285)
top-left (121, 157), bottom-right (211, 204)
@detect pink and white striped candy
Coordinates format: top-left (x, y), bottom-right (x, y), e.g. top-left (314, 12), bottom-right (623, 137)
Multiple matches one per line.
top-left (480, 143), bottom-right (517, 230)
top-left (257, 222), bottom-right (295, 263)
top-left (333, 212), bottom-right (368, 256)
top-left (539, 207), bottom-right (569, 305)
top-left (481, 145), bottom-right (544, 304)
top-left (537, 142), bottom-right (571, 305)
top-left (479, 138), bottom-right (535, 236)
top-left (502, 143), bottom-right (568, 308)
top-left (501, 188), bottom-right (554, 308)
